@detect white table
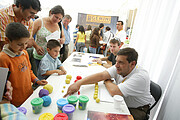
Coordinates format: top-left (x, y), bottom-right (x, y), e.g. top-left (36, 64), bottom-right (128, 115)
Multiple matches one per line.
top-left (21, 52), bottom-right (130, 120)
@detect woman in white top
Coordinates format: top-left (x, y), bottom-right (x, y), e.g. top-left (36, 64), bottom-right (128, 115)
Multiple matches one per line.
top-left (32, 5), bottom-right (65, 68)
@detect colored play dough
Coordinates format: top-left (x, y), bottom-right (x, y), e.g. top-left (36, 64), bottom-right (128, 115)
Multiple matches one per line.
top-left (43, 84), bottom-right (53, 94)
top-left (96, 98), bottom-right (100, 103)
top-left (39, 113), bottom-right (54, 120)
top-left (39, 89), bottom-right (49, 98)
top-left (42, 96), bottom-right (51, 107)
top-left (17, 107), bottom-right (27, 115)
top-left (66, 75), bottom-right (72, 80)
top-left (65, 79), bottom-right (70, 84)
top-left (31, 98), bottom-right (43, 114)
top-left (76, 76), bottom-right (82, 80)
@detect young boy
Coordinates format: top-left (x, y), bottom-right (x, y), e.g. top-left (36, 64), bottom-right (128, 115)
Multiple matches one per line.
top-left (93, 38), bottom-right (121, 68)
top-left (38, 39), bottom-right (67, 80)
top-left (0, 22), bottom-right (48, 107)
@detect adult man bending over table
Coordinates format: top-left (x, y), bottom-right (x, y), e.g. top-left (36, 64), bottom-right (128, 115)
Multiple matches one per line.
top-left (64, 47), bottom-right (153, 120)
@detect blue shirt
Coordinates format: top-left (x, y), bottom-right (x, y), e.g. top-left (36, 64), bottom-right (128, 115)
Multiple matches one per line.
top-left (38, 53), bottom-right (63, 79)
top-left (73, 28), bottom-right (79, 43)
top-left (63, 24), bottom-right (71, 45)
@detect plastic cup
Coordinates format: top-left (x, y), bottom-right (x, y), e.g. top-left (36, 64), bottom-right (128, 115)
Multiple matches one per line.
top-left (31, 98), bottom-right (43, 114)
top-left (113, 95), bottom-right (124, 109)
top-left (78, 95), bottom-right (89, 110)
top-left (62, 104), bottom-right (75, 120)
top-left (17, 107), bottom-right (27, 115)
top-left (57, 98), bottom-right (68, 113)
top-left (39, 113), bottom-right (54, 120)
top-left (67, 95), bottom-right (78, 108)
top-left (54, 113), bottom-right (68, 120)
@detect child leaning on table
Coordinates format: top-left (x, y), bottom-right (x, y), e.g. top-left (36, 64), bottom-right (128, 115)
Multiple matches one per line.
top-left (0, 22), bottom-right (48, 107)
top-left (38, 39), bottom-right (67, 80)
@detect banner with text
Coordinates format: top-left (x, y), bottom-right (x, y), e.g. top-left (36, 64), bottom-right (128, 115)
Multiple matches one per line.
top-left (77, 13), bottom-right (118, 34)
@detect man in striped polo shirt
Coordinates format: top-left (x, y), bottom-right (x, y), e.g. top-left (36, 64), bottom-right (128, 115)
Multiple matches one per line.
top-left (0, 0), bottom-right (41, 51)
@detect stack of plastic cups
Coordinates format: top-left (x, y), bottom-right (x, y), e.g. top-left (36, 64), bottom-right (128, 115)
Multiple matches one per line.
top-left (57, 98), bottom-right (68, 113)
top-left (67, 95), bottom-right (78, 108)
top-left (31, 98), bottom-right (43, 114)
top-left (62, 104), bottom-right (75, 120)
top-left (78, 95), bottom-right (89, 110)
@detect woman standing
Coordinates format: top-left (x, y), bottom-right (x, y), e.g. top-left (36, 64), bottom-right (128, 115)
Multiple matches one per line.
top-left (74, 25), bottom-right (86, 52)
top-left (32, 5), bottom-right (65, 68)
top-left (89, 27), bottom-right (101, 54)
top-left (85, 25), bottom-right (92, 52)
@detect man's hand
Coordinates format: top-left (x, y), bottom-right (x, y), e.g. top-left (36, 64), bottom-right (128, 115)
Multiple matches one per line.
top-left (63, 82), bottom-right (81, 97)
top-left (37, 80), bottom-right (48, 85)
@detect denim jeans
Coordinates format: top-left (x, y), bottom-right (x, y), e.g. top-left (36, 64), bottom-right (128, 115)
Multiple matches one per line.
top-left (89, 46), bottom-right (96, 54)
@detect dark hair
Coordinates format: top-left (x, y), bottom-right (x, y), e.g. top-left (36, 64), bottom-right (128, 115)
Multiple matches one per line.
top-left (50, 5), bottom-right (64, 17)
top-left (90, 27), bottom-right (100, 40)
top-left (117, 47), bottom-right (138, 64)
top-left (87, 25), bottom-right (92, 30)
top-left (117, 21), bottom-right (124, 25)
top-left (76, 24), bottom-right (79, 28)
top-left (79, 25), bottom-right (85, 34)
top-left (5, 22), bottom-right (30, 41)
top-left (105, 26), bottom-right (111, 31)
top-left (109, 38), bottom-right (120, 46)
top-left (99, 23), bottom-right (104, 28)
top-left (47, 39), bottom-right (61, 50)
top-left (16, 0), bottom-right (41, 11)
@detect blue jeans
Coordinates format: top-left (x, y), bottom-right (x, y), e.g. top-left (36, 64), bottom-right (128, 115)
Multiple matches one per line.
top-left (89, 46), bottom-right (96, 54)
top-left (76, 42), bottom-right (85, 52)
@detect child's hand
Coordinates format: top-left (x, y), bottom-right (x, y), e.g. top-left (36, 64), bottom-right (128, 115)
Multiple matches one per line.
top-left (57, 70), bottom-right (65, 75)
top-left (37, 80), bottom-right (48, 85)
top-left (63, 70), bottom-right (67, 75)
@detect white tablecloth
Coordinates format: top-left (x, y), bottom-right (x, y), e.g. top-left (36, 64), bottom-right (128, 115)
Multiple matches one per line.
top-left (21, 52), bottom-right (130, 120)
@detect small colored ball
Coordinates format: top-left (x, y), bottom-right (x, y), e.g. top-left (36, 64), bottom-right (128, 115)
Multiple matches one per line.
top-left (62, 90), bottom-right (64, 93)
top-left (96, 98), bottom-right (100, 103)
top-left (65, 79), bottom-right (70, 84)
top-left (39, 89), bottom-right (49, 98)
top-left (93, 95), bottom-right (98, 99)
top-left (42, 96), bottom-right (51, 107)
top-left (43, 84), bottom-right (53, 94)
top-left (76, 76), bottom-right (82, 80)
top-left (66, 75), bottom-right (72, 80)
top-left (63, 86), bottom-right (66, 88)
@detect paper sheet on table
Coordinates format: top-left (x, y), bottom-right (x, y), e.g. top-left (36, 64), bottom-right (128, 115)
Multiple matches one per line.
top-left (0, 67), bottom-right (9, 102)
top-left (99, 84), bottom-right (114, 103)
top-left (45, 30), bottom-right (60, 42)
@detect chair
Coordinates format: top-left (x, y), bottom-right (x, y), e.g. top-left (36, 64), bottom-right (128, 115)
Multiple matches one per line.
top-left (145, 81), bottom-right (162, 120)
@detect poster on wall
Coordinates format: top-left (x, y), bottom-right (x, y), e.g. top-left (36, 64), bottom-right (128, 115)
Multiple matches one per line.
top-left (77, 13), bottom-right (118, 34)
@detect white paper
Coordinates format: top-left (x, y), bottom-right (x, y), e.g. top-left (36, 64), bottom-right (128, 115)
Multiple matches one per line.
top-left (0, 67), bottom-right (9, 102)
top-left (99, 84), bottom-right (114, 103)
top-left (45, 30), bottom-right (60, 42)
top-left (99, 41), bottom-right (107, 44)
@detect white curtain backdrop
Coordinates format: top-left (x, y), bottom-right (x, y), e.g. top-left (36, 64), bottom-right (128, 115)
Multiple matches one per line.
top-left (129, 0), bottom-right (180, 119)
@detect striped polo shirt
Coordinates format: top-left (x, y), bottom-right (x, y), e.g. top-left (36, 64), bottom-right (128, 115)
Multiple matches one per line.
top-left (0, 4), bottom-right (33, 42)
